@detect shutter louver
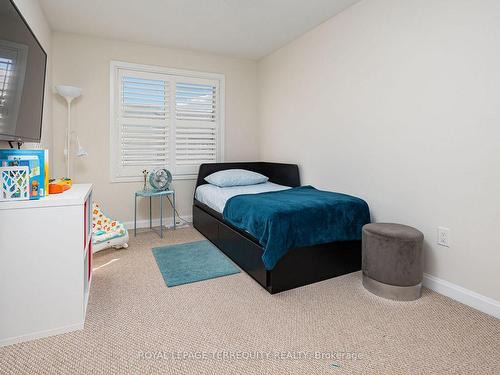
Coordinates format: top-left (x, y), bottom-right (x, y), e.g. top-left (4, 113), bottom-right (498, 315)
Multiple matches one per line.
top-left (122, 76), bottom-right (168, 119)
top-left (175, 83), bottom-right (216, 121)
top-left (175, 81), bottom-right (218, 174)
top-left (0, 57), bottom-right (12, 125)
top-left (117, 71), bottom-right (169, 177)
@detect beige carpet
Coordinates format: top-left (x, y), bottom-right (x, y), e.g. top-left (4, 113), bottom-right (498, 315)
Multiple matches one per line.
top-left (1, 227), bottom-right (499, 374)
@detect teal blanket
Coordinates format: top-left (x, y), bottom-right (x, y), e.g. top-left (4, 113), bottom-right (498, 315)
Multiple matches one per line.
top-left (223, 186), bottom-right (370, 270)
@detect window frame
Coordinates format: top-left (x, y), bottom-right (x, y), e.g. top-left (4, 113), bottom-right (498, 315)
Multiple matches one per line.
top-left (109, 60), bottom-right (225, 183)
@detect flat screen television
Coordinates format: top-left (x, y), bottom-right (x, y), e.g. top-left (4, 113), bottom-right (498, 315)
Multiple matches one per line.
top-left (0, 0), bottom-right (47, 143)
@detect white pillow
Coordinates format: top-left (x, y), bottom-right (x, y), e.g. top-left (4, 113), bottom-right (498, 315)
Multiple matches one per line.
top-left (204, 169), bottom-right (269, 187)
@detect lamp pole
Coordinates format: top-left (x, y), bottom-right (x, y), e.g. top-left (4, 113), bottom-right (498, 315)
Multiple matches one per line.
top-left (65, 96), bottom-right (74, 178)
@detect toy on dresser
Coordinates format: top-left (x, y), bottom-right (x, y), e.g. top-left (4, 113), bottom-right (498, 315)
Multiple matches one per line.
top-left (49, 178), bottom-right (72, 194)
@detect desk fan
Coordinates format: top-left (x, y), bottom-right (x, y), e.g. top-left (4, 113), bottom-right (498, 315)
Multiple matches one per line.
top-left (148, 168), bottom-right (172, 191)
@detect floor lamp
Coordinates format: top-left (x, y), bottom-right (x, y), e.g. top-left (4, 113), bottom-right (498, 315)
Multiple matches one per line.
top-left (55, 85), bottom-right (82, 178)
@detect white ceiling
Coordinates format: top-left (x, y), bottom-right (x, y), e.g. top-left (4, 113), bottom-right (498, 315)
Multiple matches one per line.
top-left (39, 0), bottom-right (360, 60)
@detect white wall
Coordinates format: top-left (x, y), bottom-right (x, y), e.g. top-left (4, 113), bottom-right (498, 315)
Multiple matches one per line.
top-left (0, 0), bottom-right (52, 163)
top-left (258, 0), bottom-right (500, 301)
top-left (52, 32), bottom-right (258, 223)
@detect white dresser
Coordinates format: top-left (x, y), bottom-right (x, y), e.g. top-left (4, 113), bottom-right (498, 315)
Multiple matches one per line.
top-left (0, 184), bottom-right (93, 347)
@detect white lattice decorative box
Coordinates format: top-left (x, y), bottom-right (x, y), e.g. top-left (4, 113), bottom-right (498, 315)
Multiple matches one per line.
top-left (0, 166), bottom-right (30, 201)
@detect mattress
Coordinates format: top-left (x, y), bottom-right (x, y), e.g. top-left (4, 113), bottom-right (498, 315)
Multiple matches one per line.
top-left (195, 182), bottom-right (290, 213)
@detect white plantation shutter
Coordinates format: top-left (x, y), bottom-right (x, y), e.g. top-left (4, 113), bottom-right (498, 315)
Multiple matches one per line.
top-left (110, 62), bottom-right (224, 181)
top-left (174, 79), bottom-right (219, 175)
top-left (115, 69), bottom-right (170, 177)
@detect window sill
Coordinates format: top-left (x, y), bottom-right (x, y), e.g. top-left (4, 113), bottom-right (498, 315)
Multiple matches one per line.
top-left (110, 174), bottom-right (197, 183)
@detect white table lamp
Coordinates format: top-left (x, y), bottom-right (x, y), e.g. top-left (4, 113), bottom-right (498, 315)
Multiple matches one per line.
top-left (56, 85), bottom-right (83, 178)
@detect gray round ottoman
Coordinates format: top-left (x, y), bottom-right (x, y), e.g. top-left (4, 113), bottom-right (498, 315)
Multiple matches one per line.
top-left (362, 223), bottom-right (424, 301)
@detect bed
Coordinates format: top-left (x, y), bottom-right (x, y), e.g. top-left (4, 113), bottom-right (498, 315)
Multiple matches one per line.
top-left (192, 162), bottom-right (370, 294)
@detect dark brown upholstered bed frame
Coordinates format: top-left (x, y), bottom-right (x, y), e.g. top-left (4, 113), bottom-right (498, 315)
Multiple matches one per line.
top-left (192, 162), bottom-right (361, 294)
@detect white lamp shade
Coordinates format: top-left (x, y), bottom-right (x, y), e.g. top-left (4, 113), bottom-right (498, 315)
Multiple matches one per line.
top-left (55, 85), bottom-right (82, 99)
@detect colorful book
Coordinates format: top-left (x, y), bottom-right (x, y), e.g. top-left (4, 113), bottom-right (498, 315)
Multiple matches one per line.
top-left (0, 149), bottom-right (49, 199)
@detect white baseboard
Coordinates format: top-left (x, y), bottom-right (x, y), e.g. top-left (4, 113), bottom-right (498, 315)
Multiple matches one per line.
top-left (423, 273), bottom-right (500, 319)
top-left (122, 215), bottom-right (192, 231)
top-left (0, 322), bottom-right (84, 348)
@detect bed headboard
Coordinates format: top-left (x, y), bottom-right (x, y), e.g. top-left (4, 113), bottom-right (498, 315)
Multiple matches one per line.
top-left (195, 162), bottom-right (300, 189)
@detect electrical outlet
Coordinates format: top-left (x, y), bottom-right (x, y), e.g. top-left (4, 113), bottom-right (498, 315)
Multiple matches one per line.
top-left (437, 227), bottom-right (450, 247)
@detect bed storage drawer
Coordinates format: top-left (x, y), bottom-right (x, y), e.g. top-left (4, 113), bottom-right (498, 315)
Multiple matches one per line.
top-left (193, 204), bottom-right (269, 291)
top-left (193, 205), bottom-right (219, 246)
top-left (218, 222), bottom-right (267, 289)
top-left (269, 241), bottom-right (361, 293)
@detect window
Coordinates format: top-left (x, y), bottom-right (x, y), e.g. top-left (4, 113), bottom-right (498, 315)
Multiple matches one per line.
top-left (110, 61), bottom-right (224, 182)
top-left (0, 40), bottom-right (28, 132)
top-left (0, 55), bottom-right (13, 125)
